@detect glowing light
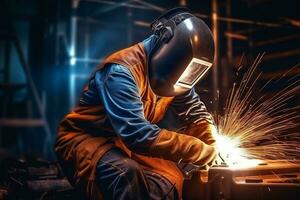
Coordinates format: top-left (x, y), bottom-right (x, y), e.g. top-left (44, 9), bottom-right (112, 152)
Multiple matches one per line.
top-left (184, 18), bottom-right (194, 31)
top-left (193, 35), bottom-right (199, 43)
top-left (212, 53), bottom-right (300, 169)
top-left (70, 57), bottom-right (76, 66)
top-left (213, 133), bottom-right (262, 168)
top-left (69, 16), bottom-right (77, 67)
top-left (175, 58), bottom-right (212, 89)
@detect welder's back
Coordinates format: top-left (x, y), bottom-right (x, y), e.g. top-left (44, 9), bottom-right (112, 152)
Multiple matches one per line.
top-left (54, 42), bottom-right (184, 199)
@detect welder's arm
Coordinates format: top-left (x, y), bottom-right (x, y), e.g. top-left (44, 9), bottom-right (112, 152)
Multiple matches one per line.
top-left (95, 64), bottom-right (216, 166)
top-left (170, 89), bottom-right (217, 145)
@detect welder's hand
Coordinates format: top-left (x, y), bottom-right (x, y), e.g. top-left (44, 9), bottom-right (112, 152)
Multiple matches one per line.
top-left (175, 136), bottom-right (218, 179)
top-left (194, 143), bottom-right (217, 168)
top-left (150, 129), bottom-right (217, 170)
top-left (177, 160), bottom-right (201, 180)
top-left (184, 120), bottom-right (217, 146)
top-left (204, 144), bottom-right (218, 167)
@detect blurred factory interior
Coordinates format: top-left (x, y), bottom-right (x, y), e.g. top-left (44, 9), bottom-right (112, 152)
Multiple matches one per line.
top-left (0, 0), bottom-right (299, 164)
top-left (0, 0), bottom-right (300, 199)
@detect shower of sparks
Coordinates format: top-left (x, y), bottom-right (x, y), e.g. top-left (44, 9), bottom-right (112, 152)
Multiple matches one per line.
top-left (213, 53), bottom-right (300, 168)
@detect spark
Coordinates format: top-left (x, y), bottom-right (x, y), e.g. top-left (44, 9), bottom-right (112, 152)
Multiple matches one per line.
top-left (213, 133), bottom-right (262, 168)
top-left (213, 53), bottom-right (300, 169)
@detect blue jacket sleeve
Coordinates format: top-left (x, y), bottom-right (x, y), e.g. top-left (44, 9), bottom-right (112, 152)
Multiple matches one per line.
top-left (94, 64), bottom-right (217, 165)
top-left (95, 64), bottom-right (160, 153)
top-left (171, 88), bottom-right (214, 126)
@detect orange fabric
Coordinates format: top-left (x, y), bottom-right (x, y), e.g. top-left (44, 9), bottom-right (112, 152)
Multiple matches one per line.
top-left (150, 129), bottom-right (216, 166)
top-left (55, 42), bottom-right (216, 199)
top-left (184, 120), bottom-right (217, 146)
top-left (55, 43), bottom-right (182, 199)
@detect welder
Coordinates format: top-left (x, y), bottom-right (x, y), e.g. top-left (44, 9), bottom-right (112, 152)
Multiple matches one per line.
top-left (55, 7), bottom-right (217, 200)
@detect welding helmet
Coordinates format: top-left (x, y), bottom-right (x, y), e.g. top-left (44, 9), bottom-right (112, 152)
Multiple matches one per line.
top-left (148, 7), bottom-right (215, 96)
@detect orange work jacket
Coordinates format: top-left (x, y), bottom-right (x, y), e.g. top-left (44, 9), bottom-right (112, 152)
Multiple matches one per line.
top-left (55, 42), bottom-right (216, 199)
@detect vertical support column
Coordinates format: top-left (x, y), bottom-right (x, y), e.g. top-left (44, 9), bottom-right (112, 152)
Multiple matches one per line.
top-left (0, 40), bottom-right (11, 145)
top-left (211, 0), bottom-right (220, 113)
top-left (4, 40), bottom-right (11, 83)
top-left (70, 0), bottom-right (78, 66)
top-left (222, 0), bottom-right (232, 113)
top-left (2, 40), bottom-right (11, 118)
top-left (179, 0), bottom-right (187, 6)
top-left (69, 0), bottom-right (78, 110)
top-left (84, 20), bottom-right (90, 68)
top-left (54, 2), bottom-right (60, 67)
top-left (226, 0), bottom-right (233, 65)
top-left (69, 16), bottom-right (77, 66)
top-left (127, 7), bottom-right (133, 45)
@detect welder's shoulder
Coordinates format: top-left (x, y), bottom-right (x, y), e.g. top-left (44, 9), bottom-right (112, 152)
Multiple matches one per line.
top-left (107, 63), bottom-right (131, 74)
top-left (94, 63), bottom-right (134, 86)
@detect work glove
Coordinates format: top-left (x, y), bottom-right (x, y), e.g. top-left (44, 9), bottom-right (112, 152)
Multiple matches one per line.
top-left (184, 120), bottom-right (217, 146)
top-left (176, 143), bottom-right (217, 179)
top-left (178, 120), bottom-right (221, 173)
top-left (149, 129), bottom-right (217, 167)
top-left (185, 120), bottom-right (221, 165)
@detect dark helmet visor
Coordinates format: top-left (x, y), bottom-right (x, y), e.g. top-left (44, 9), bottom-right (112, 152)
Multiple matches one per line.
top-left (175, 57), bottom-right (213, 89)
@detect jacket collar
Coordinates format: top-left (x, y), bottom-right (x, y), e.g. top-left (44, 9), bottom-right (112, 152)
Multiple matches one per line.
top-left (142, 34), bottom-right (157, 57)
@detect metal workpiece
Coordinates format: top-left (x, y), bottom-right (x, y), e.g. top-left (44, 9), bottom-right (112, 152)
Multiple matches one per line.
top-left (184, 161), bottom-right (300, 200)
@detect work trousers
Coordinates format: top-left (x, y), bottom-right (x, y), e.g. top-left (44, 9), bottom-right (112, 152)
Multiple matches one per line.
top-left (95, 148), bottom-right (178, 200)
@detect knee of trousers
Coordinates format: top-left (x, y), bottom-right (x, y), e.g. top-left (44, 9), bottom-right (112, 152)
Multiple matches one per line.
top-left (96, 157), bottom-right (144, 182)
top-left (119, 158), bottom-right (144, 181)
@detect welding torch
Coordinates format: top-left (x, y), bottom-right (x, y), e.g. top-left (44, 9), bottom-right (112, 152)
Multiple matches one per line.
top-left (214, 153), bottom-right (228, 166)
top-left (177, 152), bottom-right (226, 179)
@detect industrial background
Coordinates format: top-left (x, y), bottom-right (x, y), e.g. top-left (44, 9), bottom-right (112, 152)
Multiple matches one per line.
top-left (0, 0), bottom-right (299, 160)
top-left (0, 0), bottom-right (299, 198)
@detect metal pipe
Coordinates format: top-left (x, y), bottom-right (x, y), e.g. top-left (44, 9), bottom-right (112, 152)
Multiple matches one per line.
top-left (211, 0), bottom-right (219, 112)
top-left (134, 20), bottom-right (150, 27)
top-left (194, 13), bottom-right (281, 28)
top-left (4, 40), bottom-right (10, 83)
top-left (69, 1), bottom-right (78, 66)
top-left (127, 7), bottom-right (133, 44)
top-left (84, 18), bottom-right (90, 68)
top-left (223, 0), bottom-right (232, 114)
top-left (179, 0), bottom-right (187, 6)
top-left (253, 34), bottom-right (300, 47)
top-left (80, 0), bottom-right (283, 28)
top-left (264, 49), bottom-right (300, 60)
top-left (81, 0), bottom-right (158, 12)
top-left (225, 31), bottom-right (248, 40)
top-left (90, 0), bottom-right (134, 16)
top-left (132, 0), bottom-right (164, 12)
